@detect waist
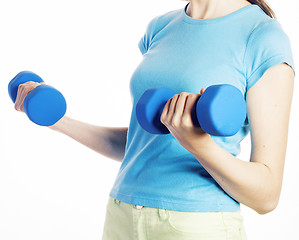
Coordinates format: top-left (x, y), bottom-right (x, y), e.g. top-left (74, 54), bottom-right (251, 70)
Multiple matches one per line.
top-left (109, 187), bottom-right (240, 212)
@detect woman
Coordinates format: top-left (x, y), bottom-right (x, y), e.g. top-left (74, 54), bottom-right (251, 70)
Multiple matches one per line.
top-left (14, 0), bottom-right (295, 239)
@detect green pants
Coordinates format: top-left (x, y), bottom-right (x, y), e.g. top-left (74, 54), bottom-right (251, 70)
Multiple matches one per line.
top-left (102, 196), bottom-right (247, 240)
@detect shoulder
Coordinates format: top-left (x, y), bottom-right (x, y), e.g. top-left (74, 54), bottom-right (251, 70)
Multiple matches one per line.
top-left (243, 17), bottom-right (294, 89)
top-left (155, 8), bottom-right (181, 25)
top-left (247, 19), bottom-right (289, 44)
top-left (241, 4), bottom-right (292, 51)
top-left (145, 8), bottom-right (182, 37)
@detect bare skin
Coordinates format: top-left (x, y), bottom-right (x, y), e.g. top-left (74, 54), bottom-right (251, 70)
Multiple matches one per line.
top-left (185, 0), bottom-right (252, 20)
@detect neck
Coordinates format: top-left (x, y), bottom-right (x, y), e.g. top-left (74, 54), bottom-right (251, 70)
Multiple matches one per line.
top-left (187, 0), bottom-right (251, 19)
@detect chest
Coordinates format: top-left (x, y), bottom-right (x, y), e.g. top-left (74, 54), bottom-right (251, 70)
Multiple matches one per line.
top-left (130, 25), bottom-right (247, 104)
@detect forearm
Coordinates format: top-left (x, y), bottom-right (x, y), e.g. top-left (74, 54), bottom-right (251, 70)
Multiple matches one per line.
top-left (192, 138), bottom-right (278, 215)
top-left (48, 115), bottom-right (127, 162)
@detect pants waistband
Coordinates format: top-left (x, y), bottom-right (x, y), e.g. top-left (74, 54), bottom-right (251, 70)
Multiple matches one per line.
top-left (114, 198), bottom-right (143, 209)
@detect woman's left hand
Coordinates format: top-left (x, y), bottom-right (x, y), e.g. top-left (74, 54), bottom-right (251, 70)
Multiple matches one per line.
top-left (160, 88), bottom-right (213, 155)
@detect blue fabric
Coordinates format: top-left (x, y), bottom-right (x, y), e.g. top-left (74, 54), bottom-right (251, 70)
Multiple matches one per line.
top-left (109, 3), bottom-right (295, 212)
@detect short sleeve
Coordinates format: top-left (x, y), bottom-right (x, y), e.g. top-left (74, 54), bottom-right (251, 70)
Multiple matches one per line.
top-left (138, 16), bottom-right (159, 55)
top-left (244, 20), bottom-right (295, 92)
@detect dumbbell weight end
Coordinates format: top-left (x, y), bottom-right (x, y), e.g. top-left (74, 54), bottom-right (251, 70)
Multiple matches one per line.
top-left (196, 84), bottom-right (247, 136)
top-left (24, 84), bottom-right (67, 126)
top-left (136, 88), bottom-right (175, 134)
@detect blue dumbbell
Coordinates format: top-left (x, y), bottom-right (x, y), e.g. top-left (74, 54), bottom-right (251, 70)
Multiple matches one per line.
top-left (136, 84), bottom-right (247, 136)
top-left (8, 71), bottom-right (67, 126)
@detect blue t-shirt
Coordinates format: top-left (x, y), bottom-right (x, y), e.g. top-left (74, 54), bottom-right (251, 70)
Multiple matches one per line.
top-left (109, 2), bottom-right (295, 212)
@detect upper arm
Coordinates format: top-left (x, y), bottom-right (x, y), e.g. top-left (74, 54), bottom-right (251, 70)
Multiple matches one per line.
top-left (246, 62), bottom-right (294, 195)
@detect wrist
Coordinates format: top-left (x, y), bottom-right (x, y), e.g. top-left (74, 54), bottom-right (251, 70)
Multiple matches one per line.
top-left (189, 134), bottom-right (215, 157)
top-left (48, 115), bottom-right (68, 131)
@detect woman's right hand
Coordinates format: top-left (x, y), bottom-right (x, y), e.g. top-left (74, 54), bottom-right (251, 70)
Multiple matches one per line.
top-left (14, 81), bottom-right (45, 113)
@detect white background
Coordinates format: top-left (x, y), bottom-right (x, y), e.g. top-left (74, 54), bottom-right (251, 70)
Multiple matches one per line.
top-left (0, 0), bottom-right (298, 239)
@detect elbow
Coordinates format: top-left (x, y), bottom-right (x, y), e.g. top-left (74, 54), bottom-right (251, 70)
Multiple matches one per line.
top-left (254, 166), bottom-right (282, 215)
top-left (255, 200), bottom-right (278, 215)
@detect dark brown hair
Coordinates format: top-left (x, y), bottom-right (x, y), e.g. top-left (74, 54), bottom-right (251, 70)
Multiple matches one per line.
top-left (183, 0), bottom-right (276, 19)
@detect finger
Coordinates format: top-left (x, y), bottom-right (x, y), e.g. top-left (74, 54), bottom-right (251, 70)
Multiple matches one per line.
top-left (14, 84), bottom-right (24, 111)
top-left (172, 92), bottom-right (188, 121)
top-left (14, 84), bottom-right (32, 112)
top-left (18, 86), bottom-right (28, 112)
top-left (182, 93), bottom-right (201, 125)
top-left (183, 93), bottom-right (200, 113)
top-left (160, 97), bottom-right (172, 122)
top-left (168, 94), bottom-right (179, 119)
